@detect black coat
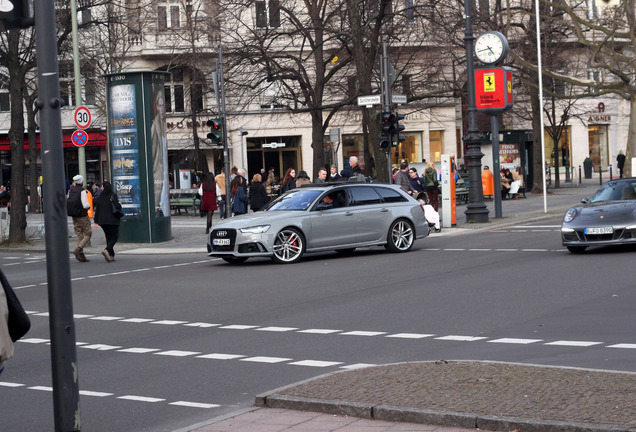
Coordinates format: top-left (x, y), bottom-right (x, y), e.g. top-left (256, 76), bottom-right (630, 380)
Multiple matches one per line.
top-left (94, 193), bottom-right (122, 226)
top-left (250, 181), bottom-right (269, 211)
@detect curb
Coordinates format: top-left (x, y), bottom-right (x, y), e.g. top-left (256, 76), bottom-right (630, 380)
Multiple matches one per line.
top-left (255, 361), bottom-right (636, 432)
top-left (258, 393), bottom-right (634, 432)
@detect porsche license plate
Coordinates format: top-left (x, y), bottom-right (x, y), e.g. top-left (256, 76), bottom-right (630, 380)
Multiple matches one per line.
top-left (213, 238), bottom-right (231, 246)
top-left (585, 227), bottom-right (613, 235)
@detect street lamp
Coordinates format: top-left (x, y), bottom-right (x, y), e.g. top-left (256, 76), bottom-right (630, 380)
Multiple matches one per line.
top-left (462, 0), bottom-right (489, 223)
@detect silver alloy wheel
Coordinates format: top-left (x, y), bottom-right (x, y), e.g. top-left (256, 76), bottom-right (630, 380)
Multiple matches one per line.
top-left (386, 219), bottom-right (415, 252)
top-left (272, 228), bottom-right (305, 263)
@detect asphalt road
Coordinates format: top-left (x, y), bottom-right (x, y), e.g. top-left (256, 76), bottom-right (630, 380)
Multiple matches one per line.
top-left (1, 217), bottom-right (635, 431)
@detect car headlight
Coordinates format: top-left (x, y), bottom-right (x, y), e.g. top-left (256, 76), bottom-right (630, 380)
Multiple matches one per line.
top-left (563, 208), bottom-right (577, 223)
top-left (240, 225), bottom-right (271, 234)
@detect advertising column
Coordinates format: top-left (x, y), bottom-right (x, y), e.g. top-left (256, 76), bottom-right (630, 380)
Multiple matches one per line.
top-left (105, 71), bottom-right (171, 243)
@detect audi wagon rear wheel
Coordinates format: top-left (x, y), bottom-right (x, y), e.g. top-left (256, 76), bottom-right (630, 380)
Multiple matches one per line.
top-left (385, 219), bottom-right (415, 252)
top-left (272, 228), bottom-right (305, 264)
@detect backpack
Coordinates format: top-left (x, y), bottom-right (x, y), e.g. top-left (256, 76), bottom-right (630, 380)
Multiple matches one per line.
top-left (67, 187), bottom-right (83, 217)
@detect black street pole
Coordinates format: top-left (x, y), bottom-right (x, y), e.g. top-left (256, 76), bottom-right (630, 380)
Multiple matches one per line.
top-left (463, 0), bottom-right (489, 223)
top-left (34, 0), bottom-right (81, 430)
top-left (381, 37), bottom-right (392, 183)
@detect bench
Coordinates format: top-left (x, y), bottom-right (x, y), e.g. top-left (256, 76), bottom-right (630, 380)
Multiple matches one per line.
top-left (169, 189), bottom-right (201, 215)
top-left (506, 180), bottom-right (526, 199)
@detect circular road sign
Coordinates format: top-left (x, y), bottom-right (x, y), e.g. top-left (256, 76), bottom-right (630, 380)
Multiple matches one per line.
top-left (72, 130), bottom-right (89, 147)
top-left (74, 106), bottom-right (92, 129)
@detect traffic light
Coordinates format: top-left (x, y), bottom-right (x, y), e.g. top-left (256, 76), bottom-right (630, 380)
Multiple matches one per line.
top-left (207, 118), bottom-right (223, 145)
top-left (393, 112), bottom-right (406, 147)
top-left (380, 111), bottom-right (394, 149)
top-left (0, 0), bottom-right (34, 30)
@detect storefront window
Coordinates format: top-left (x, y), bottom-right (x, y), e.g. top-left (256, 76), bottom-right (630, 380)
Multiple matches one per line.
top-left (429, 130), bottom-right (443, 162)
top-left (391, 133), bottom-right (421, 164)
top-left (588, 125), bottom-right (608, 171)
top-left (543, 126), bottom-right (571, 169)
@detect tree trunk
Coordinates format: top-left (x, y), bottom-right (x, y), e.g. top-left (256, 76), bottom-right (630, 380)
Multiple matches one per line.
top-left (311, 109), bottom-right (325, 177)
top-left (7, 31), bottom-right (27, 243)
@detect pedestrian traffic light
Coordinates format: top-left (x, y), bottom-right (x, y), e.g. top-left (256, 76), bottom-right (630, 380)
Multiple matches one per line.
top-left (380, 111), bottom-right (394, 149)
top-left (0, 0), bottom-right (34, 30)
top-left (207, 118), bottom-right (223, 145)
top-left (393, 112), bottom-right (406, 147)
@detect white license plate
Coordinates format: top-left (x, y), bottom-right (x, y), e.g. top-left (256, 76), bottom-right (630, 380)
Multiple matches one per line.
top-left (585, 227), bottom-right (613, 235)
top-left (213, 238), bottom-right (231, 246)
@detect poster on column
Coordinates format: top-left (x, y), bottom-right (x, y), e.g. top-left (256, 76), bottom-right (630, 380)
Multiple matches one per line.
top-left (109, 84), bottom-right (141, 217)
top-left (150, 81), bottom-right (170, 218)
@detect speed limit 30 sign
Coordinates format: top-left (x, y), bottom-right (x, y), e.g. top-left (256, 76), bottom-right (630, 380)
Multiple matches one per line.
top-left (74, 106), bottom-right (92, 129)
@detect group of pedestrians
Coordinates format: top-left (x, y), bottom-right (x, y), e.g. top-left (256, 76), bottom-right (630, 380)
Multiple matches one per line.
top-left (67, 175), bottom-right (122, 263)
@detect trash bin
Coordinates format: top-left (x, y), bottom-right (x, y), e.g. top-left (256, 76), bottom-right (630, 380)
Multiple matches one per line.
top-left (482, 169), bottom-right (494, 198)
top-left (583, 159), bottom-right (593, 179)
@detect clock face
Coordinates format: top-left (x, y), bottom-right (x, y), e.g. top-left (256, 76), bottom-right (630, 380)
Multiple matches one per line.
top-left (475, 31), bottom-right (508, 65)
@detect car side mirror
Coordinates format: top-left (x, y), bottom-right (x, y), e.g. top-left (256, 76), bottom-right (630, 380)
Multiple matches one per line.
top-left (581, 197), bottom-right (590, 204)
top-left (316, 201), bottom-right (333, 210)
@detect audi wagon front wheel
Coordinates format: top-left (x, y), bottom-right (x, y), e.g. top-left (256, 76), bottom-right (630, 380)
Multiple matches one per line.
top-left (271, 228), bottom-right (305, 264)
top-left (385, 219), bottom-right (415, 252)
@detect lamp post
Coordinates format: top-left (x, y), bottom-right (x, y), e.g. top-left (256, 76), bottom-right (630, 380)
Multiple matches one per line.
top-left (462, 0), bottom-right (489, 223)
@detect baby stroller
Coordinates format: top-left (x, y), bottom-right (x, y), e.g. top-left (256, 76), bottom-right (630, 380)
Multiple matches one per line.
top-left (415, 192), bottom-right (441, 233)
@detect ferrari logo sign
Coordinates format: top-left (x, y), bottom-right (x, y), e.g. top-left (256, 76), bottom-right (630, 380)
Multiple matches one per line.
top-left (483, 73), bottom-right (496, 92)
top-left (475, 66), bottom-right (514, 113)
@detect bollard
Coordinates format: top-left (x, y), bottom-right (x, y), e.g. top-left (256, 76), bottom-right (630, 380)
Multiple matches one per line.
top-left (609, 165), bottom-right (613, 180)
top-left (578, 165), bottom-right (582, 185)
top-left (599, 165), bottom-right (603, 185)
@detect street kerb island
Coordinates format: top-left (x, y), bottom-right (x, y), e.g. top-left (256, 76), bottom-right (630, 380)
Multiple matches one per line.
top-left (256, 360), bottom-right (636, 432)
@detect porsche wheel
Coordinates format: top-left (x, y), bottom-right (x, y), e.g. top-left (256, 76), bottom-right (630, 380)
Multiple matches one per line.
top-left (272, 228), bottom-right (305, 264)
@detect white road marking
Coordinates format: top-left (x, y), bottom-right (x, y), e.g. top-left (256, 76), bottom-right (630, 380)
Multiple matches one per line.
top-left (340, 331), bottom-right (387, 337)
top-left (288, 360), bottom-right (344, 367)
top-left (89, 316), bottom-right (124, 321)
top-left (185, 322), bottom-right (221, 328)
top-left (118, 395), bottom-right (165, 403)
top-left (297, 328), bottom-right (342, 334)
top-left (120, 318), bottom-right (155, 323)
top-left (29, 386), bottom-right (53, 392)
top-left (80, 390), bottom-right (114, 397)
top-left (170, 401), bottom-right (220, 409)
top-left (545, 341), bottom-right (603, 347)
top-left (19, 338), bottom-right (49, 344)
top-left (151, 320), bottom-right (188, 325)
top-left (240, 356), bottom-right (292, 363)
top-left (73, 314), bottom-right (95, 319)
top-left (386, 333), bottom-right (434, 339)
top-left (81, 344), bottom-right (122, 351)
top-left (608, 344), bottom-right (636, 349)
top-left (219, 325), bottom-right (258, 330)
top-left (341, 363), bottom-right (377, 370)
top-left (197, 353), bottom-right (245, 360)
top-left (154, 350), bottom-right (201, 357)
top-left (489, 338), bottom-right (543, 344)
top-left (435, 335), bottom-right (488, 342)
top-left (118, 348), bottom-right (161, 354)
top-left (521, 249), bottom-right (548, 252)
top-left (256, 326), bottom-right (299, 332)
top-left (0, 382), bottom-right (24, 387)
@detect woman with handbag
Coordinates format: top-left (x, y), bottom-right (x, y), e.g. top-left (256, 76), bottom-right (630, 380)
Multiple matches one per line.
top-left (230, 176), bottom-right (248, 216)
top-left (93, 181), bottom-right (122, 262)
top-left (424, 162), bottom-right (439, 212)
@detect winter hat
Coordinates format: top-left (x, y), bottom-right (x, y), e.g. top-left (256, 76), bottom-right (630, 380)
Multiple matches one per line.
top-left (73, 175), bottom-right (83, 184)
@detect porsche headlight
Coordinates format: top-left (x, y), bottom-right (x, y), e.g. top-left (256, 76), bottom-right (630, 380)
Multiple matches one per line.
top-left (240, 225), bottom-right (271, 234)
top-left (563, 208), bottom-right (577, 223)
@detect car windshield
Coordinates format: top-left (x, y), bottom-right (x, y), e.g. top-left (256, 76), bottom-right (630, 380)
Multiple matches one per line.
top-left (590, 181), bottom-right (636, 202)
top-left (265, 189), bottom-right (323, 211)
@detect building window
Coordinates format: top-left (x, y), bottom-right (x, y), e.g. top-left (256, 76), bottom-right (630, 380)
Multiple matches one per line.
top-left (401, 75), bottom-right (411, 99)
top-left (429, 130), bottom-right (443, 162)
top-left (164, 69), bottom-right (185, 113)
top-left (586, 0), bottom-right (598, 20)
top-left (587, 69), bottom-right (600, 94)
top-left (158, 1), bottom-right (180, 30)
top-left (405, 0), bottom-right (414, 23)
top-left (255, 0), bottom-right (280, 29)
top-left (0, 78), bottom-right (9, 112)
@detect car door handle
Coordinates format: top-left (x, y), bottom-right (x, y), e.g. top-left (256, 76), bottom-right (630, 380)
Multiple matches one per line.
top-left (380, 208), bottom-right (389, 212)
top-left (345, 211), bottom-right (353, 216)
